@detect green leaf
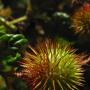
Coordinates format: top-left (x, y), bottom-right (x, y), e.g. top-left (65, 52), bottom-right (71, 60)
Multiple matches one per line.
top-left (14, 39), bottom-right (28, 46)
top-left (53, 12), bottom-right (70, 19)
top-left (9, 34), bottom-right (25, 42)
top-left (10, 47), bottom-right (19, 51)
top-left (3, 53), bottom-right (21, 65)
top-left (0, 34), bottom-right (13, 41)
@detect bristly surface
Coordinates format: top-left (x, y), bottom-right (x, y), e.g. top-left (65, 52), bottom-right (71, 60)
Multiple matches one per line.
top-left (15, 39), bottom-right (87, 90)
top-left (72, 3), bottom-right (90, 38)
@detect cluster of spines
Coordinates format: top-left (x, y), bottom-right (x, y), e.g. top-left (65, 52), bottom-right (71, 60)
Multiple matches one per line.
top-left (15, 40), bottom-right (88, 90)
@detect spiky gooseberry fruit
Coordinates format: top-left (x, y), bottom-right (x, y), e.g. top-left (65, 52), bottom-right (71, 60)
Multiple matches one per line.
top-left (72, 3), bottom-right (90, 43)
top-left (15, 40), bottom-right (87, 90)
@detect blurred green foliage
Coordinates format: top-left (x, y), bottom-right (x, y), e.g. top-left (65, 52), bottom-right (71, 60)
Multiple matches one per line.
top-left (0, 17), bottom-right (28, 72)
